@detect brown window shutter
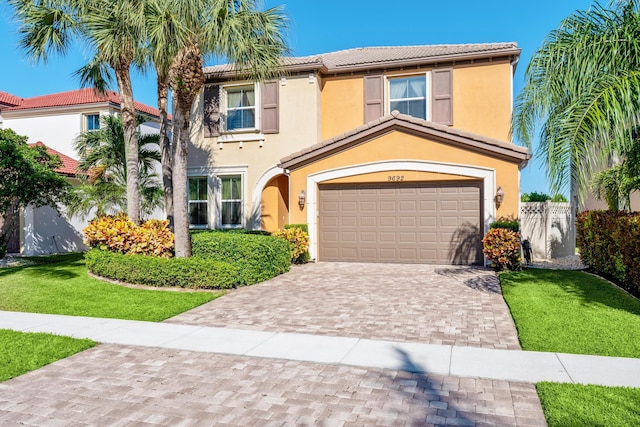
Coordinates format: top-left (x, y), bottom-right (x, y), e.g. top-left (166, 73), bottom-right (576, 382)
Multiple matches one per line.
top-left (261, 81), bottom-right (279, 134)
top-left (432, 68), bottom-right (453, 125)
top-left (364, 74), bottom-right (384, 123)
top-left (203, 84), bottom-right (220, 137)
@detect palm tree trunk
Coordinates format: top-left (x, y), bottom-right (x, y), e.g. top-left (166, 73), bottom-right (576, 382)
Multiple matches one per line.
top-left (157, 74), bottom-right (174, 231)
top-left (171, 44), bottom-right (205, 258)
top-left (114, 64), bottom-right (141, 225)
top-left (171, 99), bottom-right (191, 258)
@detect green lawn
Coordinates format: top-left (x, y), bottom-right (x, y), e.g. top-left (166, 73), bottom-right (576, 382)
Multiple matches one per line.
top-left (537, 382), bottom-right (640, 427)
top-left (500, 269), bottom-right (640, 426)
top-left (0, 329), bottom-right (95, 382)
top-left (0, 253), bottom-right (223, 321)
top-left (0, 253), bottom-right (223, 382)
top-left (500, 269), bottom-right (640, 358)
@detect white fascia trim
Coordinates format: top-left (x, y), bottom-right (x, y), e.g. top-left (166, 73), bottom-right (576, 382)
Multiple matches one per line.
top-left (305, 160), bottom-right (496, 262)
top-left (251, 166), bottom-right (286, 230)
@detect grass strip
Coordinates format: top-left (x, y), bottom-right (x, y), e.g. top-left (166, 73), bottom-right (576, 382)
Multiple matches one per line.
top-left (0, 253), bottom-right (222, 322)
top-left (0, 329), bottom-right (95, 382)
top-left (500, 269), bottom-right (640, 357)
top-left (537, 382), bottom-right (640, 427)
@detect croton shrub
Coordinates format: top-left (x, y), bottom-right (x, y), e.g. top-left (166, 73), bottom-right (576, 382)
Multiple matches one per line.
top-left (272, 226), bottom-right (310, 263)
top-left (483, 227), bottom-right (521, 271)
top-left (577, 210), bottom-right (640, 296)
top-left (83, 213), bottom-right (174, 258)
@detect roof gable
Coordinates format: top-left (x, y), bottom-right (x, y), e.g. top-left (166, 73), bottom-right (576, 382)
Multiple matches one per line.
top-left (279, 111), bottom-right (530, 170)
top-left (4, 88), bottom-right (162, 119)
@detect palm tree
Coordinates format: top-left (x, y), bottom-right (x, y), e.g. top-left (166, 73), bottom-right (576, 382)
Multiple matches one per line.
top-left (512, 0), bottom-right (640, 206)
top-left (145, 0), bottom-right (289, 257)
top-left (10, 0), bottom-right (147, 224)
top-left (144, 0), bottom-right (184, 231)
top-left (67, 114), bottom-right (163, 219)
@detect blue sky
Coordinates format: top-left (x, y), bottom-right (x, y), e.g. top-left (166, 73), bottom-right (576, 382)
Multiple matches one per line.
top-left (0, 0), bottom-right (593, 195)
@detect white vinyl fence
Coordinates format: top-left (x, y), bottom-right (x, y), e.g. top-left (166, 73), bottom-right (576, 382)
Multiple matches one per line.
top-left (520, 202), bottom-right (575, 260)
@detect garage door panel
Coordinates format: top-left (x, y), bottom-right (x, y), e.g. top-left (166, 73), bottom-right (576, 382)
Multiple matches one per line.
top-left (440, 217), bottom-right (459, 227)
top-left (399, 216), bottom-right (416, 227)
top-left (379, 248), bottom-right (398, 261)
top-left (341, 216), bottom-right (357, 227)
top-left (380, 216), bottom-right (396, 227)
top-left (319, 181), bottom-right (482, 264)
top-left (379, 232), bottom-right (397, 242)
top-left (440, 200), bottom-right (459, 211)
top-left (360, 216), bottom-right (377, 227)
top-left (380, 201), bottom-right (396, 211)
top-left (361, 201), bottom-right (377, 212)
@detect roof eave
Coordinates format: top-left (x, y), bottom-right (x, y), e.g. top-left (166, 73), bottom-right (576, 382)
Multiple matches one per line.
top-left (324, 47), bottom-right (522, 74)
top-left (205, 62), bottom-right (326, 82)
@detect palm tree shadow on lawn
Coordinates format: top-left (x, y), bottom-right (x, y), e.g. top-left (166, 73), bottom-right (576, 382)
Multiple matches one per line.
top-left (509, 269), bottom-right (640, 317)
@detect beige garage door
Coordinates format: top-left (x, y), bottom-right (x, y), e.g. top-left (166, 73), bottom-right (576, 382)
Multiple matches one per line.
top-left (319, 181), bottom-right (482, 264)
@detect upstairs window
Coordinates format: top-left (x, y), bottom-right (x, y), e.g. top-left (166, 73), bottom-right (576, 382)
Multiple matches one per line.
top-left (86, 113), bottom-right (101, 131)
top-left (389, 75), bottom-right (427, 120)
top-left (226, 86), bottom-right (255, 131)
top-left (188, 177), bottom-right (208, 227)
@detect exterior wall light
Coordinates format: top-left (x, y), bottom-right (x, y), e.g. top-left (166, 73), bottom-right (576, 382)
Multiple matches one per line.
top-left (495, 186), bottom-right (505, 207)
top-left (298, 190), bottom-right (306, 209)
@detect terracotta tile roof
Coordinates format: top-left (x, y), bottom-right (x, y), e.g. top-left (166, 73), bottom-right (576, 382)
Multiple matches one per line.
top-left (204, 42), bottom-right (520, 77)
top-left (320, 43), bottom-right (519, 70)
top-left (0, 91), bottom-right (23, 107)
top-left (279, 111), bottom-right (530, 170)
top-left (29, 142), bottom-right (80, 176)
top-left (204, 55), bottom-right (323, 75)
top-left (5, 88), bottom-right (162, 119)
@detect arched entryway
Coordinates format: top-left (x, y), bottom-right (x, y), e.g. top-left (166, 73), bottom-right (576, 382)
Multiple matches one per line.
top-left (260, 174), bottom-right (289, 232)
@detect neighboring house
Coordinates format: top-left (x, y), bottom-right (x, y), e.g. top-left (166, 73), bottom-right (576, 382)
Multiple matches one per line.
top-left (0, 88), bottom-right (165, 255)
top-left (22, 143), bottom-right (87, 255)
top-left (0, 88), bottom-right (162, 160)
top-left (189, 43), bottom-right (530, 265)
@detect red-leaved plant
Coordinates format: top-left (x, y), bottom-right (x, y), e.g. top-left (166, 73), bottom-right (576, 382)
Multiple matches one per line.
top-left (482, 227), bottom-right (521, 271)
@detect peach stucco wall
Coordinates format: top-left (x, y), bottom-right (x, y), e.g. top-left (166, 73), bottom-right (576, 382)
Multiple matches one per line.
top-left (452, 60), bottom-right (512, 141)
top-left (288, 130), bottom-right (521, 226)
top-left (320, 59), bottom-right (513, 142)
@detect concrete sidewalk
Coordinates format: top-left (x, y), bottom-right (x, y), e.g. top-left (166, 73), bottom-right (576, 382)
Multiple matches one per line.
top-left (2, 310), bottom-right (639, 388)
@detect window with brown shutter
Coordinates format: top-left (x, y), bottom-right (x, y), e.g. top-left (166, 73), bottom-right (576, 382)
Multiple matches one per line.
top-left (203, 85), bottom-right (220, 137)
top-left (432, 68), bottom-right (453, 125)
top-left (364, 74), bottom-right (384, 123)
top-left (261, 81), bottom-right (279, 134)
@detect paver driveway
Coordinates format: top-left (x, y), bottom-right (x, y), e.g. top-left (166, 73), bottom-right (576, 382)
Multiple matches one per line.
top-left (0, 262), bottom-right (547, 426)
top-left (0, 345), bottom-right (545, 426)
top-left (168, 262), bottom-right (521, 350)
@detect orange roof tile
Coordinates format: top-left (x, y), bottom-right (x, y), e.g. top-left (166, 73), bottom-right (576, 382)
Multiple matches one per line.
top-left (6, 88), bottom-right (162, 119)
top-left (0, 91), bottom-right (23, 107)
top-left (29, 142), bottom-right (80, 176)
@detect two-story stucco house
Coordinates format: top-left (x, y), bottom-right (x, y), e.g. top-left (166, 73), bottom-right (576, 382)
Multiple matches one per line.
top-left (0, 88), bottom-right (164, 255)
top-left (189, 43), bottom-right (531, 265)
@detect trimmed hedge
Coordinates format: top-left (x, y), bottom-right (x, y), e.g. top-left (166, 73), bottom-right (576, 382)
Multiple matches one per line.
top-left (191, 231), bottom-right (290, 285)
top-left (490, 218), bottom-right (520, 232)
top-left (85, 249), bottom-right (239, 289)
top-left (577, 210), bottom-right (640, 296)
